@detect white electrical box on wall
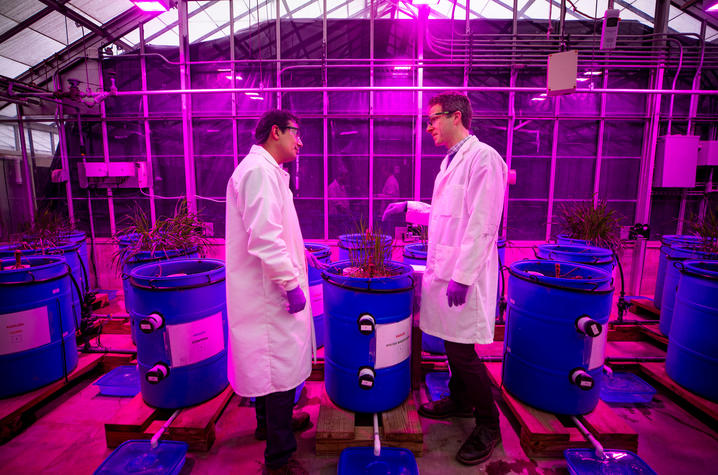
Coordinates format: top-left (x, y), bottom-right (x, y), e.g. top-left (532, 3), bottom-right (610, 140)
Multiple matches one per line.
top-left (78, 161), bottom-right (148, 188)
top-left (698, 140), bottom-right (718, 166)
top-left (546, 50), bottom-right (578, 96)
top-left (653, 135), bottom-right (699, 188)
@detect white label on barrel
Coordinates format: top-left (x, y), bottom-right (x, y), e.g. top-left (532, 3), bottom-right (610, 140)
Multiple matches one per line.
top-left (587, 330), bottom-right (608, 370)
top-left (361, 380), bottom-right (372, 387)
top-left (308, 284), bottom-right (323, 316)
top-left (374, 316), bottom-right (412, 369)
top-left (167, 311), bottom-right (224, 368)
top-left (0, 306), bottom-right (51, 356)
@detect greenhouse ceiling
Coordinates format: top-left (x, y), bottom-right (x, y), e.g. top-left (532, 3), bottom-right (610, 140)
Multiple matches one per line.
top-left (0, 0), bottom-right (717, 87)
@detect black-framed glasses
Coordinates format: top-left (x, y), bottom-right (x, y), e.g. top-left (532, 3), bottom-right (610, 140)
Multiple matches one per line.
top-left (283, 125), bottom-right (301, 140)
top-left (426, 110), bottom-right (455, 128)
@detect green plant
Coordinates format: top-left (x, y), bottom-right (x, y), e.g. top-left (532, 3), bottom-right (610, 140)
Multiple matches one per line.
top-left (333, 217), bottom-right (399, 278)
top-left (113, 199), bottom-right (209, 274)
top-left (558, 198), bottom-right (622, 250)
top-left (686, 205), bottom-right (718, 254)
top-left (15, 207), bottom-right (72, 251)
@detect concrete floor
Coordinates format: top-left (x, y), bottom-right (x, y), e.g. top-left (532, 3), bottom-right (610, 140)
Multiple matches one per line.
top-left (1, 354), bottom-right (718, 475)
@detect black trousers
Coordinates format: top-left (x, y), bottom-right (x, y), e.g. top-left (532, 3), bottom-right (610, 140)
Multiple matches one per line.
top-left (255, 388), bottom-right (297, 469)
top-left (445, 340), bottom-right (499, 427)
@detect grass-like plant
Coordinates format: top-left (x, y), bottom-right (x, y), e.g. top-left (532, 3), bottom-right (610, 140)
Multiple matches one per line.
top-left (557, 198), bottom-right (622, 251)
top-left (335, 217), bottom-right (399, 278)
top-left (15, 207), bottom-right (72, 251)
top-left (113, 199), bottom-right (209, 274)
top-left (685, 204), bottom-right (718, 254)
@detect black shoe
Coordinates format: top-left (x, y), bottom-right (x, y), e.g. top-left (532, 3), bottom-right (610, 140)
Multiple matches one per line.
top-left (456, 424), bottom-right (501, 466)
top-left (418, 396), bottom-right (473, 419)
top-left (255, 411), bottom-right (311, 441)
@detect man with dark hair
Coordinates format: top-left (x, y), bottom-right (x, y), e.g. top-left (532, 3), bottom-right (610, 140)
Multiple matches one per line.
top-left (384, 91), bottom-right (508, 465)
top-left (226, 109), bottom-right (312, 475)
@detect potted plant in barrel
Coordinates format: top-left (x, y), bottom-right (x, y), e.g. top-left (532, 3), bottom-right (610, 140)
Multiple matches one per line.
top-left (321, 221), bottom-right (415, 413)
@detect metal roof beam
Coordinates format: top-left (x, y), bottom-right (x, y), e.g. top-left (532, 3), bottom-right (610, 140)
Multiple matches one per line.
top-left (37, 0), bottom-right (132, 51)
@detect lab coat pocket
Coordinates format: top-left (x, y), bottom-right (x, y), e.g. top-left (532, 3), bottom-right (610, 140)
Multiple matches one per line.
top-left (435, 184), bottom-right (464, 217)
top-left (434, 243), bottom-right (459, 281)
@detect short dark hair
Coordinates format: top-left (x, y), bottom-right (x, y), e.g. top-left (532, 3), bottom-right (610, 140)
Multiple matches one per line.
top-left (428, 92), bottom-right (472, 130)
top-left (254, 110), bottom-right (300, 144)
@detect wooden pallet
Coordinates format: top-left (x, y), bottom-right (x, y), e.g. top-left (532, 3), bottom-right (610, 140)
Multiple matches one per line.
top-left (315, 390), bottom-right (423, 456)
top-left (485, 363), bottom-right (638, 458)
top-left (1, 352), bottom-right (132, 444)
top-left (629, 297), bottom-right (660, 319)
top-left (638, 362), bottom-right (718, 429)
top-left (104, 386), bottom-right (233, 452)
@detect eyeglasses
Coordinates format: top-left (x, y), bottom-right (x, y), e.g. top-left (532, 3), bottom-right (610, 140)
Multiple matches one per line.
top-left (426, 111), bottom-right (454, 128)
top-left (283, 125), bottom-right (301, 140)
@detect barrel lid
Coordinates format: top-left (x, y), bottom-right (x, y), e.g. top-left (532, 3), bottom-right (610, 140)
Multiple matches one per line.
top-left (93, 440), bottom-right (188, 475)
top-left (0, 240), bottom-right (80, 257)
top-left (537, 244), bottom-right (614, 264)
top-left (509, 259), bottom-right (613, 293)
top-left (126, 246), bottom-right (198, 265)
top-left (322, 260), bottom-right (414, 292)
top-left (0, 256), bottom-right (69, 284)
top-left (304, 242), bottom-right (331, 259)
top-left (660, 234), bottom-right (702, 246)
top-left (666, 245), bottom-right (718, 261)
top-left (679, 260), bottom-right (718, 281)
top-left (497, 237), bottom-right (507, 248)
top-left (130, 258), bottom-right (225, 290)
top-left (403, 242), bottom-right (427, 259)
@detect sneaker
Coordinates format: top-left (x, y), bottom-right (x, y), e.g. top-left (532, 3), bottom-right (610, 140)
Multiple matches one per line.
top-left (255, 411), bottom-right (311, 441)
top-left (418, 396), bottom-right (473, 419)
top-left (262, 459), bottom-right (308, 475)
top-left (456, 424), bottom-right (501, 465)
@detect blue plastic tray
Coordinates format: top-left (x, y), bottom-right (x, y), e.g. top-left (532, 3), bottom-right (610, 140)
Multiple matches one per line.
top-left (565, 448), bottom-right (657, 475)
top-left (425, 372), bottom-right (450, 402)
top-left (94, 440), bottom-right (188, 475)
top-left (94, 365), bottom-right (140, 397)
top-left (600, 372), bottom-right (656, 404)
top-left (338, 447), bottom-right (419, 475)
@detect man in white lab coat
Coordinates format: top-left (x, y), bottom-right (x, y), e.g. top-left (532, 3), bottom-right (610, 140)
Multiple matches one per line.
top-left (226, 110), bottom-right (313, 475)
top-left (384, 92), bottom-right (508, 465)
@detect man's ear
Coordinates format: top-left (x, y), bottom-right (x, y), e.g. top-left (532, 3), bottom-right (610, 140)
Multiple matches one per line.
top-left (270, 124), bottom-right (280, 141)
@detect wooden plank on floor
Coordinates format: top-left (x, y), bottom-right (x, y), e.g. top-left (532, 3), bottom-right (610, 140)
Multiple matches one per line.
top-left (171, 386), bottom-right (233, 431)
top-left (382, 396), bottom-right (422, 443)
top-left (579, 400), bottom-right (638, 452)
top-left (316, 391), bottom-right (354, 441)
top-left (629, 298), bottom-right (660, 319)
top-left (105, 393), bottom-right (157, 433)
top-left (639, 362), bottom-right (718, 424)
top-left (1, 352), bottom-right (105, 444)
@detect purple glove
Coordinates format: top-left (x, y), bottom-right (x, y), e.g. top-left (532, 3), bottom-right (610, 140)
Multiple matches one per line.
top-left (446, 280), bottom-right (469, 307)
top-left (286, 286), bottom-right (306, 314)
top-left (382, 201), bottom-right (407, 221)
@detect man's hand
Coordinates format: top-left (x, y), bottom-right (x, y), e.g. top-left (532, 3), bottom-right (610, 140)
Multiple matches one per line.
top-left (446, 280), bottom-right (469, 307)
top-left (305, 248), bottom-right (327, 270)
top-left (382, 201), bottom-right (407, 221)
top-left (286, 286), bottom-right (307, 314)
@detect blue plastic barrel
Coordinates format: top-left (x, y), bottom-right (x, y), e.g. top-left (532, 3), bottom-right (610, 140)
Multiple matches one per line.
top-left (121, 242), bottom-right (199, 342)
top-left (322, 260), bottom-right (414, 412)
top-left (1, 256), bottom-right (78, 398)
top-left (402, 243), bottom-right (427, 266)
top-left (556, 234), bottom-right (592, 247)
top-left (655, 235), bottom-right (703, 309)
top-left (338, 233), bottom-right (392, 262)
top-left (666, 260), bottom-right (718, 402)
top-left (129, 259), bottom-right (228, 409)
top-left (536, 244), bottom-right (614, 275)
top-left (0, 241), bottom-right (85, 320)
top-left (61, 231), bottom-right (89, 292)
top-left (503, 260), bottom-right (614, 415)
top-left (305, 242), bottom-right (331, 348)
top-left (659, 246), bottom-right (717, 336)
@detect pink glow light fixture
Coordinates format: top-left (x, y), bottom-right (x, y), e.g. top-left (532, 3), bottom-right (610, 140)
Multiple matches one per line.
top-left (132, 0), bottom-right (171, 12)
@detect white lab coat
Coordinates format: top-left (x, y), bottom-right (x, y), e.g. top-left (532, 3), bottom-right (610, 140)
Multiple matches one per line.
top-left (406, 135), bottom-right (507, 344)
top-left (225, 145), bottom-right (313, 397)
